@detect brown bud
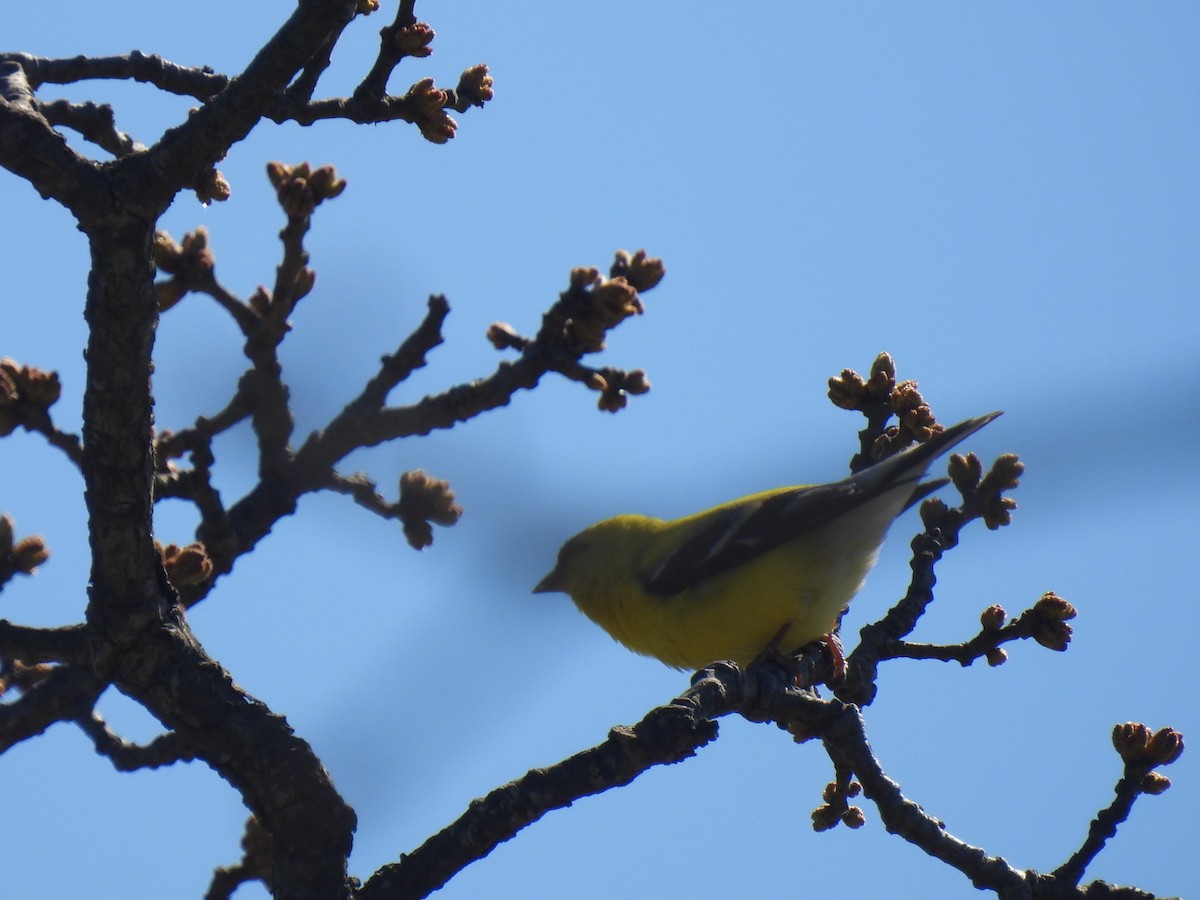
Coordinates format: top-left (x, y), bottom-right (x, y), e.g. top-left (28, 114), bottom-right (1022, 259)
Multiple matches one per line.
top-left (11, 535), bottom-right (49, 574)
top-left (811, 804), bottom-right (840, 832)
top-left (402, 518), bottom-right (434, 551)
top-left (293, 267), bottom-right (317, 301)
top-left (827, 368), bottom-right (867, 410)
top-left (1033, 619), bottom-right (1072, 652)
top-left (18, 367), bottom-right (61, 408)
top-left (486, 322), bottom-right (521, 350)
top-left (598, 389), bottom-right (628, 413)
top-left (948, 452), bottom-right (983, 493)
top-left (983, 495), bottom-right (1018, 530)
top-left (1146, 727), bottom-right (1185, 766)
top-left (196, 167), bottom-right (231, 204)
top-left (985, 647), bottom-right (1008, 667)
top-left (918, 496), bottom-right (948, 531)
top-left (249, 286), bottom-right (271, 316)
top-left (418, 112), bottom-right (457, 145)
top-left (266, 161), bottom-right (291, 188)
top-left (612, 249), bottom-right (665, 292)
top-left (593, 277), bottom-right (642, 322)
top-left (980, 604), bottom-right (1007, 632)
top-left (1141, 772), bottom-right (1172, 795)
top-left (406, 78), bottom-right (448, 113)
top-left (1112, 722), bottom-right (1152, 764)
top-left (457, 64), bottom-right (494, 107)
top-left (278, 178), bottom-right (315, 218)
top-left (842, 806), bottom-right (866, 829)
top-left (164, 542), bottom-right (213, 586)
top-left (1034, 592), bottom-right (1076, 622)
top-left (308, 165), bottom-right (346, 201)
top-left (394, 22), bottom-right (435, 57)
top-left (623, 369), bottom-right (651, 395)
top-left (153, 231), bottom-right (183, 273)
top-left (398, 470), bottom-right (463, 549)
top-left (868, 352), bottom-right (896, 393)
top-left (569, 266), bottom-right (602, 290)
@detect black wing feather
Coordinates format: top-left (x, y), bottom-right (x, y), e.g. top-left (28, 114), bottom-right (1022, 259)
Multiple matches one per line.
top-left (640, 412), bottom-right (1000, 596)
top-left (643, 479), bottom-right (873, 595)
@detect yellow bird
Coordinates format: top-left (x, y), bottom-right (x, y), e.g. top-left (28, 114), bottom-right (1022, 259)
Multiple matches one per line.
top-left (534, 412), bottom-right (1000, 670)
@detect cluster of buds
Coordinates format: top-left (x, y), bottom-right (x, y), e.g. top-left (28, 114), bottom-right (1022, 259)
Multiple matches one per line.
top-left (811, 779), bottom-right (864, 831)
top-left (398, 470), bottom-right (463, 550)
top-left (945, 449), bottom-right (1023, 530)
top-left (158, 541), bottom-right (214, 587)
top-left (404, 79), bottom-right (456, 144)
top-left (394, 21), bottom-right (434, 57)
top-left (890, 380), bottom-right (937, 442)
top-left (0, 514), bottom-right (49, 581)
top-left (609, 249), bottom-right (666, 293)
top-left (1029, 591), bottom-right (1076, 651)
top-left (1112, 722), bottom-right (1185, 794)
top-left (861, 380), bottom-right (940, 463)
top-left (545, 251), bottom-right (665, 353)
top-left (979, 603), bottom-right (1010, 666)
top-left (0, 359), bottom-right (62, 435)
top-left (975, 454), bottom-right (1023, 529)
top-left (153, 228), bottom-right (216, 311)
top-left (405, 79), bottom-right (456, 144)
top-left (266, 162), bottom-right (347, 218)
top-left (456, 64), bottom-right (494, 108)
top-left (194, 166), bottom-right (232, 205)
top-left (828, 351), bottom-right (897, 413)
top-left (594, 367), bottom-right (651, 413)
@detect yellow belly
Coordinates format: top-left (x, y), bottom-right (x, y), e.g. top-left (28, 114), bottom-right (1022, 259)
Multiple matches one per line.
top-left (595, 509), bottom-right (889, 670)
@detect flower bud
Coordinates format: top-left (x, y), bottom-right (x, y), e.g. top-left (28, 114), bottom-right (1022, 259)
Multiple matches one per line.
top-left (1146, 727), bottom-right (1185, 766)
top-left (12, 536), bottom-right (49, 574)
top-left (1034, 591), bottom-right (1076, 622)
top-left (980, 604), bottom-right (1006, 632)
top-left (1141, 772), bottom-right (1172, 795)
top-left (1112, 722), bottom-right (1151, 764)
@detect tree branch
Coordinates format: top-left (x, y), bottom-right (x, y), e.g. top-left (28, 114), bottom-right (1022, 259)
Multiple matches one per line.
top-left (0, 665), bottom-right (103, 753)
top-left (0, 621), bottom-right (90, 665)
top-left (75, 710), bottom-right (198, 771)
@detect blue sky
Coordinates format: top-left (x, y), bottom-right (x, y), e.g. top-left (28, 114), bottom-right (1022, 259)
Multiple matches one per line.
top-left (2, 3), bottom-right (1197, 898)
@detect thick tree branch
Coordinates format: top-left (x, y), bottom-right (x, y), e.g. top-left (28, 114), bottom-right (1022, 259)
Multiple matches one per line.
top-left (361, 671), bottom-right (727, 900)
top-left (0, 51), bottom-right (228, 99)
top-left (0, 61), bottom-right (107, 210)
top-left (0, 621), bottom-right (90, 665)
top-left (0, 666), bottom-right (103, 752)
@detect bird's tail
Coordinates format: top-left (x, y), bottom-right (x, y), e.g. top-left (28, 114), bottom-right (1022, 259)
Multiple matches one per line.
top-left (854, 411), bottom-right (1003, 503)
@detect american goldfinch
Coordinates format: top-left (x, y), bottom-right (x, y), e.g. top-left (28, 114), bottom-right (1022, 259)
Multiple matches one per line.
top-left (534, 412), bottom-right (1000, 670)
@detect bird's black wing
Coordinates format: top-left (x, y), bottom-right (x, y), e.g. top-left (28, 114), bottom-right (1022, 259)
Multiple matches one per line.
top-left (640, 411), bottom-right (1000, 596)
top-left (641, 479), bottom-right (872, 596)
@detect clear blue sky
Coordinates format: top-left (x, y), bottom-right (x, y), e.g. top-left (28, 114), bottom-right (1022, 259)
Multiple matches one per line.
top-left (3, 4), bottom-right (1197, 898)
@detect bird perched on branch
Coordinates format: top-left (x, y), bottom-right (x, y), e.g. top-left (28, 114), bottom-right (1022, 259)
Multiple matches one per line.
top-left (534, 412), bottom-right (1000, 671)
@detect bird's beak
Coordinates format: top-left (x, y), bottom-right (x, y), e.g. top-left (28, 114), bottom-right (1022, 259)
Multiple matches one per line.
top-left (533, 568), bottom-right (563, 594)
